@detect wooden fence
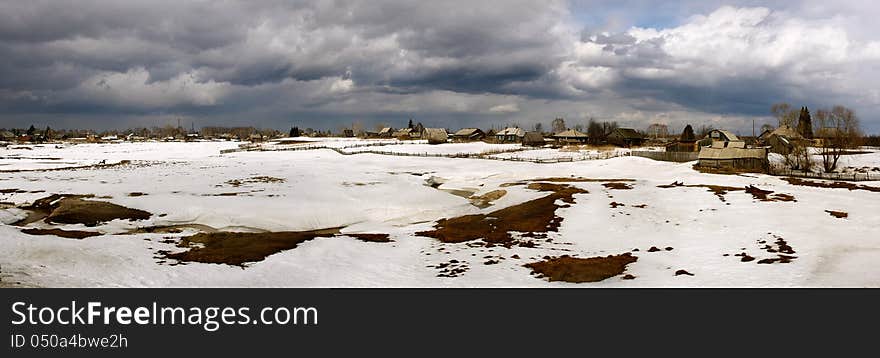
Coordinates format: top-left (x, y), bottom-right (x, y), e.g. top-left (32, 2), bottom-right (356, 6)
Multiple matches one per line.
top-left (220, 141), bottom-right (633, 164)
top-left (630, 150), bottom-right (698, 162)
top-left (768, 167), bottom-right (878, 181)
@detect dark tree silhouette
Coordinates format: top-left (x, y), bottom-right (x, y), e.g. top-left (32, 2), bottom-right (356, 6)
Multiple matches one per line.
top-left (797, 106), bottom-right (813, 139)
top-left (680, 124), bottom-right (695, 141)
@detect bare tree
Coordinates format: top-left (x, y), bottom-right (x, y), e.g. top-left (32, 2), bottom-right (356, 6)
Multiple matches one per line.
top-left (534, 122), bottom-right (543, 133)
top-left (351, 121), bottom-right (364, 136)
top-left (782, 140), bottom-right (813, 172)
top-left (814, 105), bottom-right (862, 172)
top-left (647, 123), bottom-right (669, 139)
top-left (587, 118), bottom-right (603, 145)
top-left (771, 102), bottom-right (797, 127)
top-left (696, 124), bottom-right (712, 138)
top-left (551, 118), bottom-right (566, 133)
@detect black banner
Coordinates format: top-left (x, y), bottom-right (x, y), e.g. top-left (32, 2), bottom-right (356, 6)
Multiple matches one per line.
top-left (1, 289), bottom-right (877, 356)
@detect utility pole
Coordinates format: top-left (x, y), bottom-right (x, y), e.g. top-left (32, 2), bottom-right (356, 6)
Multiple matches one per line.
top-left (752, 118), bottom-right (755, 138)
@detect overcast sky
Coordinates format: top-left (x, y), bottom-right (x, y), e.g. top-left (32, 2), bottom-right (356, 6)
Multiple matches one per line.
top-left (1, 0), bottom-right (878, 134)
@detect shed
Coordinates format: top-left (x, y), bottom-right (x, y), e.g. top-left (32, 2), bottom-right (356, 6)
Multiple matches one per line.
top-left (697, 146), bottom-right (768, 173)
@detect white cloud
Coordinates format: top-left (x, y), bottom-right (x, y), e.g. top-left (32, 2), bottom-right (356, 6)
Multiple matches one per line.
top-left (489, 103), bottom-right (520, 113)
top-left (67, 67), bottom-right (231, 108)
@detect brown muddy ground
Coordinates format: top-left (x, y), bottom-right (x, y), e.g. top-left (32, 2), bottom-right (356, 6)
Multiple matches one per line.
top-left (602, 182), bottom-right (633, 190)
top-left (13, 194), bottom-right (151, 227)
top-left (46, 197), bottom-right (151, 227)
top-left (658, 181), bottom-right (796, 202)
top-left (783, 177), bottom-right (880, 192)
top-left (20, 228), bottom-right (102, 239)
top-left (468, 189), bottom-right (507, 208)
top-left (825, 210), bottom-right (848, 218)
top-left (225, 176), bottom-right (286, 187)
top-left (525, 253), bottom-right (638, 283)
top-left (503, 177), bottom-right (635, 186)
top-left (416, 182), bottom-right (587, 244)
top-left (0, 160), bottom-right (132, 173)
top-left (164, 228), bottom-right (342, 266)
top-left (347, 233), bottom-right (392, 243)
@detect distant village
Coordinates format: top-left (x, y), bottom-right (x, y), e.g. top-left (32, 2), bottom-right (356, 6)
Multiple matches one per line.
top-left (2, 103), bottom-right (875, 176)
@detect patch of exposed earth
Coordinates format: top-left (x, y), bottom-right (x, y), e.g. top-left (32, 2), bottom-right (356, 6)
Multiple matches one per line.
top-left (658, 181), bottom-right (796, 202)
top-left (782, 177), bottom-right (880, 192)
top-left (13, 194), bottom-right (152, 227)
top-left (525, 253), bottom-right (638, 283)
top-left (416, 181), bottom-right (587, 245)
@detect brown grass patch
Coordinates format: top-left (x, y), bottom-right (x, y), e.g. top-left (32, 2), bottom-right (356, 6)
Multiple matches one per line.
top-left (14, 194), bottom-right (151, 227)
top-left (527, 177), bottom-right (636, 183)
top-left (21, 228), bottom-right (102, 239)
top-left (468, 189), bottom-right (507, 208)
top-left (128, 192), bottom-right (147, 197)
top-left (164, 228), bottom-right (342, 266)
top-left (416, 183), bottom-right (587, 244)
top-left (602, 182), bottom-right (633, 190)
top-left (347, 233), bottom-right (392, 243)
top-left (525, 253), bottom-right (638, 283)
top-left (782, 177), bottom-right (880, 192)
top-left (225, 176), bottom-right (286, 187)
top-left (46, 197), bottom-right (151, 227)
top-left (825, 210), bottom-right (848, 219)
top-left (658, 181), bottom-right (796, 202)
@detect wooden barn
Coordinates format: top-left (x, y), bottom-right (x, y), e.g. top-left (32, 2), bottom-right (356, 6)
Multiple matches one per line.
top-left (451, 128), bottom-right (485, 142)
top-left (697, 143), bottom-right (769, 173)
top-left (608, 128), bottom-right (645, 147)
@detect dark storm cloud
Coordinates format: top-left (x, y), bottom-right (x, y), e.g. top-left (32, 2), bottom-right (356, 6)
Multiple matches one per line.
top-left (0, 1), bottom-right (877, 133)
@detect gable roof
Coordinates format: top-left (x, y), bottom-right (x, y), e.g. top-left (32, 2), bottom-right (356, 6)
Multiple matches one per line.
top-left (553, 129), bottom-right (588, 138)
top-left (612, 128), bottom-right (643, 139)
top-left (496, 127), bottom-right (525, 137)
top-left (522, 131), bottom-right (545, 143)
top-left (708, 129), bottom-right (740, 142)
top-left (453, 128), bottom-right (482, 137)
top-left (770, 125), bottom-right (803, 139)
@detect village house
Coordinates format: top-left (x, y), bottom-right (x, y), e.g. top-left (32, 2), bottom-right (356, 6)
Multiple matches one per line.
top-left (378, 127), bottom-right (394, 138)
top-left (551, 129), bottom-right (589, 144)
top-left (697, 129), bottom-right (768, 172)
top-left (0, 131), bottom-right (15, 143)
top-left (495, 127), bottom-right (525, 143)
top-left (392, 127), bottom-right (412, 138)
top-left (451, 128), bottom-right (486, 142)
top-left (608, 128), bottom-right (645, 147)
top-left (757, 125), bottom-right (806, 154)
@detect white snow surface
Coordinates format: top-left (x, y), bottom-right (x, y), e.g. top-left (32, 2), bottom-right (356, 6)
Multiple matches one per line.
top-left (0, 141), bottom-right (878, 287)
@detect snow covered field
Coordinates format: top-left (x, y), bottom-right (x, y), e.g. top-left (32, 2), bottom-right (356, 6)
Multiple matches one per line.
top-left (1, 140), bottom-right (879, 287)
